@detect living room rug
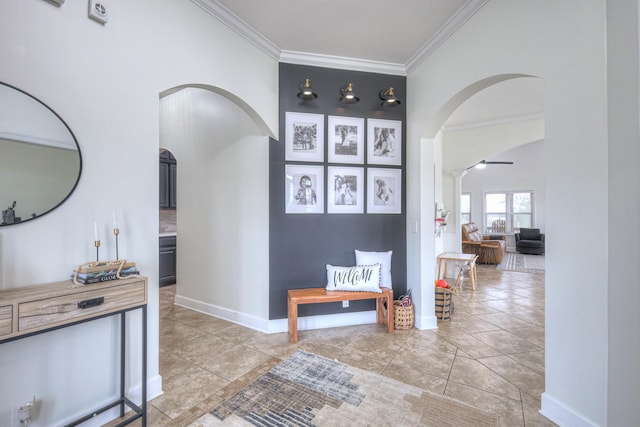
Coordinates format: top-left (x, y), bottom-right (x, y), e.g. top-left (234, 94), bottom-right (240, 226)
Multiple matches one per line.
top-left (193, 350), bottom-right (498, 427)
top-left (497, 252), bottom-right (545, 273)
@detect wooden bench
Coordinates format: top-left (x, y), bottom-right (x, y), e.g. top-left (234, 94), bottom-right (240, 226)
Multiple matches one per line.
top-left (287, 287), bottom-right (394, 343)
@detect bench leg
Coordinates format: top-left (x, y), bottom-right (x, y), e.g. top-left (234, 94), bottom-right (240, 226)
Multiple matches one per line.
top-left (376, 290), bottom-right (394, 333)
top-left (288, 298), bottom-right (298, 343)
top-left (386, 293), bottom-right (394, 333)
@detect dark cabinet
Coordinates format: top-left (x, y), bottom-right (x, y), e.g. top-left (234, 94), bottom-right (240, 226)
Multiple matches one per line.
top-left (159, 235), bottom-right (176, 286)
top-left (159, 151), bottom-right (177, 209)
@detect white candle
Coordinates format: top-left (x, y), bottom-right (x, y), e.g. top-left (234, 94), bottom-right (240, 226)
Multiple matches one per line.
top-left (112, 209), bottom-right (118, 229)
top-left (94, 221), bottom-right (99, 241)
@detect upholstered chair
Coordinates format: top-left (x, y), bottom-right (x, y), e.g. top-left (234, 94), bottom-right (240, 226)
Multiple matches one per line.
top-left (461, 222), bottom-right (506, 265)
top-left (515, 228), bottom-right (545, 255)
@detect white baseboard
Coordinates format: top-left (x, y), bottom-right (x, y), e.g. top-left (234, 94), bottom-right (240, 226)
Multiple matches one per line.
top-left (414, 314), bottom-right (438, 330)
top-left (269, 310), bottom-right (378, 334)
top-left (175, 294), bottom-right (269, 332)
top-left (540, 392), bottom-right (600, 427)
top-left (127, 373), bottom-right (163, 403)
top-left (174, 294), bottom-right (386, 334)
top-left (147, 374), bottom-right (164, 401)
top-left (58, 374), bottom-right (163, 427)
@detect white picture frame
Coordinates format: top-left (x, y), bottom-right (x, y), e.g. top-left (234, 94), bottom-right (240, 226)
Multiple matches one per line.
top-left (285, 112), bottom-right (325, 162)
top-left (327, 116), bottom-right (364, 164)
top-left (327, 166), bottom-right (364, 214)
top-left (285, 164), bottom-right (325, 214)
top-left (367, 168), bottom-right (402, 214)
top-left (367, 118), bottom-right (402, 166)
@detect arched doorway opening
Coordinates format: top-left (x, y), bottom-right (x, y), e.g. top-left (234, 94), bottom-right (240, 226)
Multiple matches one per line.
top-left (159, 84), bottom-right (273, 321)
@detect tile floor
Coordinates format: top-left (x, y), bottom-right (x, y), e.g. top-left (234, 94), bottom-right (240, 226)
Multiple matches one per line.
top-left (136, 264), bottom-right (556, 426)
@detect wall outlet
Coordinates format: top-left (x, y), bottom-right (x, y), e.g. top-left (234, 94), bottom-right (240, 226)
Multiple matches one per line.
top-left (342, 300), bottom-right (349, 308)
top-left (11, 396), bottom-right (35, 427)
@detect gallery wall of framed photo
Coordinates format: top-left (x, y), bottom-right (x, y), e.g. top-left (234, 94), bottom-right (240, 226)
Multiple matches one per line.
top-left (269, 63), bottom-right (407, 319)
top-left (283, 113), bottom-right (402, 215)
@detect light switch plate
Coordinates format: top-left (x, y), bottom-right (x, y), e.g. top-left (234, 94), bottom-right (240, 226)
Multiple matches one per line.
top-left (88, 0), bottom-right (109, 24)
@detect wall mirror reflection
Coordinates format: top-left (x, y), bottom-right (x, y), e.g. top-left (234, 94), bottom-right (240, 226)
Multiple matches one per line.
top-left (0, 82), bottom-right (82, 226)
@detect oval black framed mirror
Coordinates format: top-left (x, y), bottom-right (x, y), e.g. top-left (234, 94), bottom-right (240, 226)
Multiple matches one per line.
top-left (0, 82), bottom-right (82, 226)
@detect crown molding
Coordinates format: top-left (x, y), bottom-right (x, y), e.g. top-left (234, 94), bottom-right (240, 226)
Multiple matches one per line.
top-left (192, 0), bottom-right (487, 76)
top-left (442, 113), bottom-right (545, 132)
top-left (279, 51), bottom-right (407, 76)
top-left (191, 0), bottom-right (281, 60)
top-left (405, 0), bottom-right (489, 74)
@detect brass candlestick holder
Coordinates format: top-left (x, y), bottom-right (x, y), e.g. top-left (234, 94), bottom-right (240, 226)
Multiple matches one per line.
top-left (114, 228), bottom-right (120, 260)
top-left (94, 240), bottom-right (101, 262)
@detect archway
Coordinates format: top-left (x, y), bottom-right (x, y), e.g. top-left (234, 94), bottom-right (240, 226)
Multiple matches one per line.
top-left (440, 76), bottom-right (545, 251)
top-left (409, 75), bottom-right (545, 331)
top-left (159, 85), bottom-right (272, 323)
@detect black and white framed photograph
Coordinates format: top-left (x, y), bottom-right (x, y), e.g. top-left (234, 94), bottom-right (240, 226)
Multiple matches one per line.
top-left (285, 164), bottom-right (324, 214)
top-left (327, 116), bottom-right (364, 164)
top-left (367, 118), bottom-right (402, 166)
top-left (367, 168), bottom-right (402, 214)
top-left (285, 112), bottom-right (325, 162)
top-left (327, 166), bottom-right (364, 214)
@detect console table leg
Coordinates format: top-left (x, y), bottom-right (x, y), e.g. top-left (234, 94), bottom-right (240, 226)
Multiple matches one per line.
top-left (142, 305), bottom-right (147, 426)
top-left (120, 312), bottom-right (126, 417)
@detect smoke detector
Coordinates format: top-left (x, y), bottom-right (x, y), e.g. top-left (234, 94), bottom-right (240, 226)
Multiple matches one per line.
top-left (88, 0), bottom-right (109, 24)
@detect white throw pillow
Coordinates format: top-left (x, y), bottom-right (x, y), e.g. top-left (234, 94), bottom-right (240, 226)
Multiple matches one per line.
top-left (326, 264), bottom-right (382, 293)
top-left (355, 250), bottom-right (392, 288)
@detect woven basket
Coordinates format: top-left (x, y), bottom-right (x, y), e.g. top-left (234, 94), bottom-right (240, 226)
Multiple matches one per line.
top-left (394, 301), bottom-right (414, 330)
top-left (435, 287), bottom-right (456, 320)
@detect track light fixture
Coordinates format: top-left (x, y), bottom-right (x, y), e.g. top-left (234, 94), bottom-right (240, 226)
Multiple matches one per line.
top-left (379, 87), bottom-right (401, 107)
top-left (339, 83), bottom-right (360, 104)
top-left (296, 78), bottom-right (317, 100)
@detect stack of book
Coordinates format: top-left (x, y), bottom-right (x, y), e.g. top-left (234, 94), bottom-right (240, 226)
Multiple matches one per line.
top-left (72, 260), bottom-right (139, 285)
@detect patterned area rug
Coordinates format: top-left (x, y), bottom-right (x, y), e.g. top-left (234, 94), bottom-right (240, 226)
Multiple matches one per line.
top-left (497, 252), bottom-right (545, 273)
top-left (194, 350), bottom-right (498, 427)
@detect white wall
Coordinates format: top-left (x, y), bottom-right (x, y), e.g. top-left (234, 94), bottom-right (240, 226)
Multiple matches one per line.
top-left (160, 88), bottom-right (270, 324)
top-left (605, 1), bottom-right (640, 426)
top-left (433, 132), bottom-right (445, 255)
top-left (460, 140), bottom-right (546, 233)
top-left (408, 1), bottom-right (610, 426)
top-left (0, 1), bottom-right (277, 425)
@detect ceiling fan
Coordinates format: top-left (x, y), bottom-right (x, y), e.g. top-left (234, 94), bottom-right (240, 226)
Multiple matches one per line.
top-left (466, 160), bottom-right (514, 170)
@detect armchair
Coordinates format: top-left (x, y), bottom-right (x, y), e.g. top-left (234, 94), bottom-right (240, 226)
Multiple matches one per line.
top-left (515, 228), bottom-right (545, 255)
top-left (461, 223), bottom-right (506, 265)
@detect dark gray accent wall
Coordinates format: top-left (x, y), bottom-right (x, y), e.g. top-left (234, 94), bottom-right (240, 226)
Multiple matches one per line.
top-left (269, 63), bottom-right (407, 319)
